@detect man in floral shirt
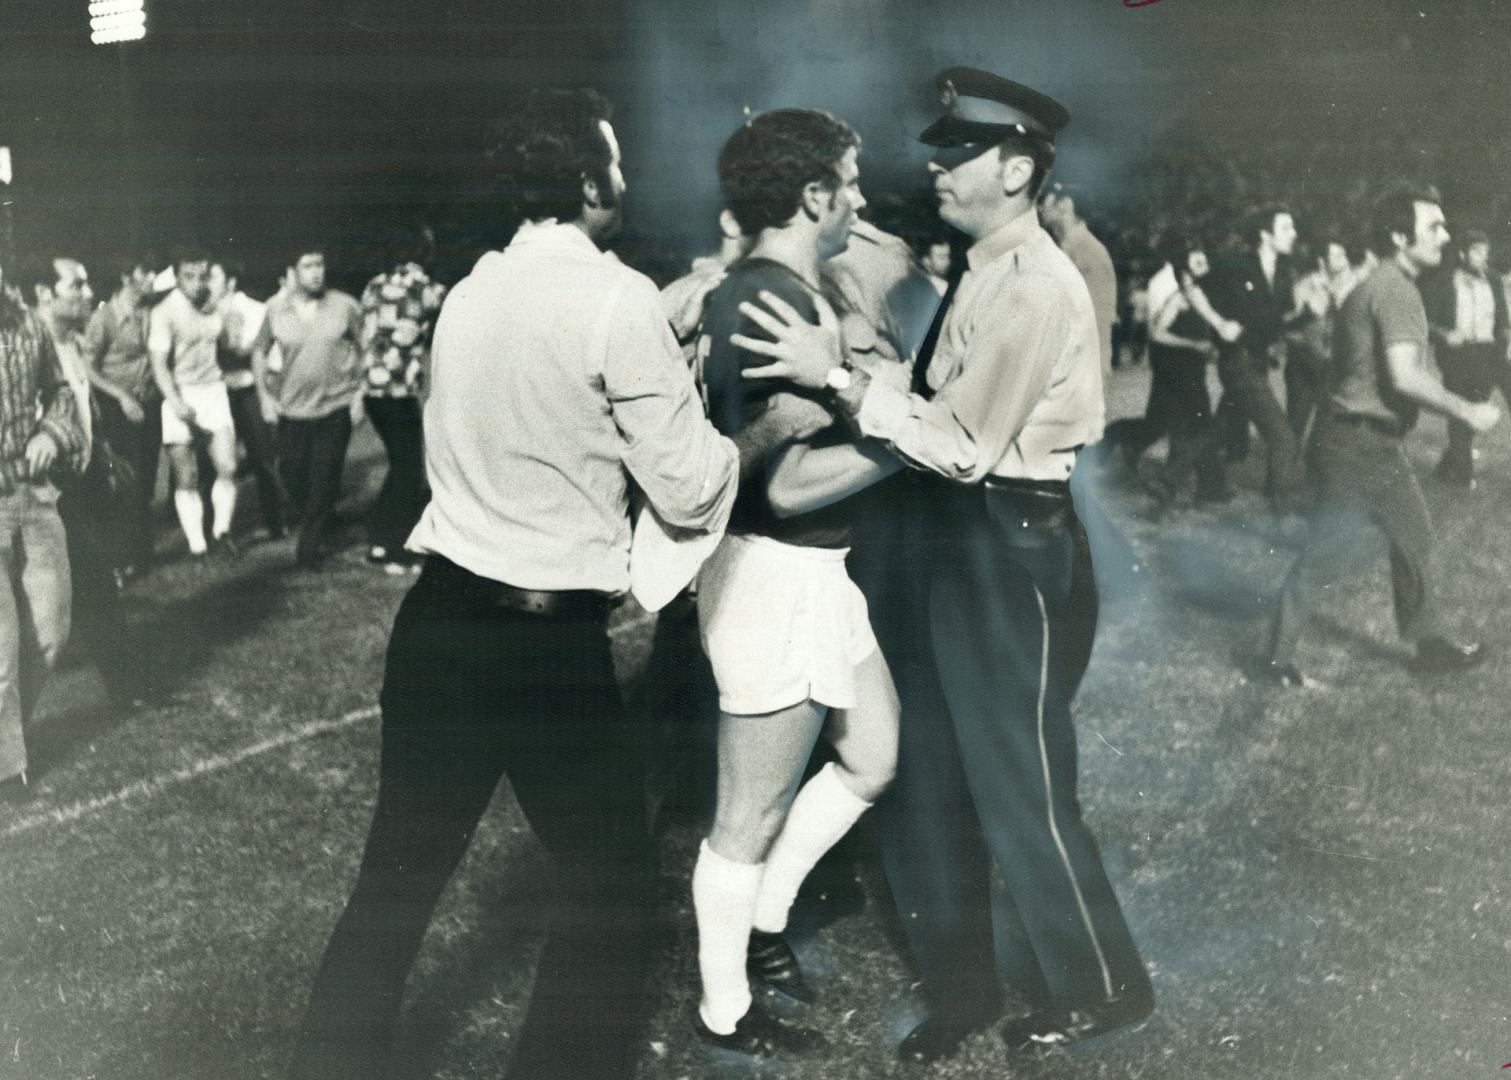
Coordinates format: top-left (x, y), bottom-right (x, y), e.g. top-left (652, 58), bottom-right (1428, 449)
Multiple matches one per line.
top-left (359, 236), bottom-right (445, 573)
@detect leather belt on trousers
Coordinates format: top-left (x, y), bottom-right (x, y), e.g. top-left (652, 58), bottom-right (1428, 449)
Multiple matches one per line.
top-left (422, 555), bottom-right (611, 619)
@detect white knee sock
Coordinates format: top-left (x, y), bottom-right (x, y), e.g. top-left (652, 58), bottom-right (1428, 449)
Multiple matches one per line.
top-left (210, 478), bottom-right (238, 539)
top-left (174, 490), bottom-right (207, 554)
top-left (692, 839), bottom-right (763, 1035)
top-left (752, 762), bottom-right (872, 935)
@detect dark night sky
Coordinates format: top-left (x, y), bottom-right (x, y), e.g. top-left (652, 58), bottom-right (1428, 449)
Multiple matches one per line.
top-left (2, 0), bottom-right (1509, 290)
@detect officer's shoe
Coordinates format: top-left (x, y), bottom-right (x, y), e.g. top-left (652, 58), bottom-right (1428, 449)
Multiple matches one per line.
top-left (747, 930), bottom-right (816, 1003)
top-left (1414, 636), bottom-right (1488, 674)
top-left (694, 1001), bottom-right (826, 1057)
top-left (998, 991), bottom-right (1155, 1053)
top-left (897, 1009), bottom-right (1000, 1066)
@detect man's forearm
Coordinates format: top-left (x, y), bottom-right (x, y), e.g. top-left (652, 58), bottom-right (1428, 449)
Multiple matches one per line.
top-left (1395, 366), bottom-right (1479, 425)
top-left (150, 352), bottom-right (182, 407)
top-left (732, 407), bottom-right (795, 485)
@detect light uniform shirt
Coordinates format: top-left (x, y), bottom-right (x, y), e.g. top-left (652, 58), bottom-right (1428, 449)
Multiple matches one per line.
top-left (1452, 268), bottom-right (1497, 345)
top-left (254, 289), bottom-right (363, 420)
top-left (406, 220), bottom-right (738, 593)
top-left (856, 212), bottom-right (1105, 483)
top-left (148, 288), bottom-right (225, 389)
top-left (1059, 219), bottom-right (1118, 384)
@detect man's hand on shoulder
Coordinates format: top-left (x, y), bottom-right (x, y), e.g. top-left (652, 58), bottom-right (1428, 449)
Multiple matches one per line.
top-left (732, 290), bottom-right (843, 390)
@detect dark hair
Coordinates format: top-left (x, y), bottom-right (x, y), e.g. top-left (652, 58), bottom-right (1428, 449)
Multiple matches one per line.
top-left (14, 254), bottom-right (65, 304)
top-left (171, 245), bottom-right (211, 272)
top-left (211, 256), bottom-right (246, 284)
top-left (998, 132), bottom-right (1056, 200)
top-left (285, 244), bottom-right (326, 272)
top-left (1242, 203), bottom-right (1293, 247)
top-left (1368, 184), bottom-right (1441, 256)
top-left (1319, 224), bottom-right (1367, 266)
top-left (718, 108), bottom-right (860, 235)
top-left (110, 250), bottom-right (153, 284)
top-left (489, 87), bottom-right (615, 224)
top-left (1460, 228), bottom-right (1491, 251)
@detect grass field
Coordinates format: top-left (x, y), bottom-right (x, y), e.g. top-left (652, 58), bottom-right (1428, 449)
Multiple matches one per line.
top-left (2, 367), bottom-right (1509, 1080)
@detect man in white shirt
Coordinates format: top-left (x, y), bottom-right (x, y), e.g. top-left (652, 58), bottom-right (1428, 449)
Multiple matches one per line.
top-left (208, 259), bottom-right (285, 539)
top-left (290, 87), bottom-right (817, 1080)
top-left (1425, 229), bottom-right (1508, 488)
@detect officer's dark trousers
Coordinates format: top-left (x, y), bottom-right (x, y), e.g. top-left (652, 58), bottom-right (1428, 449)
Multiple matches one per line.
top-left (365, 396), bottom-right (429, 554)
top-left (1216, 345), bottom-right (1301, 504)
top-left (291, 557), bottom-right (653, 1080)
top-left (227, 384), bottom-right (285, 536)
top-left (874, 481), bottom-right (1151, 1022)
top-left (94, 393), bottom-right (161, 572)
top-left (1437, 342), bottom-right (1506, 484)
top-left (1269, 415), bottom-right (1445, 667)
top-left (278, 407), bottom-right (351, 565)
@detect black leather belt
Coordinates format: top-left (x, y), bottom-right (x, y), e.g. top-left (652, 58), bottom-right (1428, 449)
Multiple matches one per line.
top-left (984, 476), bottom-right (1073, 498)
top-left (421, 555), bottom-right (611, 619)
top-left (1327, 410), bottom-right (1404, 439)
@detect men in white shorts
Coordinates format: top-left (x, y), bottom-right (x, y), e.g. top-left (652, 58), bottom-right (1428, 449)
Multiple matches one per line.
top-left (148, 248), bottom-right (238, 556)
top-left (689, 108), bottom-right (905, 1058)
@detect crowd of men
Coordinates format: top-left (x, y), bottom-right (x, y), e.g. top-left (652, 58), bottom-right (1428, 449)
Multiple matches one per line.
top-left (0, 60), bottom-right (1504, 1080)
top-left (0, 224), bottom-right (448, 800)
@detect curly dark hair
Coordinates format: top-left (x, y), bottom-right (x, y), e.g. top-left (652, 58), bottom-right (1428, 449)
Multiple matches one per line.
top-left (718, 109), bottom-right (859, 235)
top-left (488, 87), bottom-right (616, 224)
top-left (1241, 202), bottom-right (1294, 247)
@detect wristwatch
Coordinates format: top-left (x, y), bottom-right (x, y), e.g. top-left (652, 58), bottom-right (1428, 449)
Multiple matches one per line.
top-left (823, 364), bottom-right (854, 392)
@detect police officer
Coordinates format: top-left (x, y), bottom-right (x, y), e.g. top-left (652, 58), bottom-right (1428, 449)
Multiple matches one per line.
top-left (1266, 185), bottom-right (1498, 685)
top-left (735, 66), bottom-right (1154, 1065)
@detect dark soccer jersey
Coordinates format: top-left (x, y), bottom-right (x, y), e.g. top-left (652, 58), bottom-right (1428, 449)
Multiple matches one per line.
top-left (700, 257), bottom-right (854, 549)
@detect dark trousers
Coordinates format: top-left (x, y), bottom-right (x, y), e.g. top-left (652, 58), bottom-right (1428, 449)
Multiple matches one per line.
top-left (58, 445), bottom-right (141, 702)
top-left (1216, 345), bottom-right (1301, 504)
top-left (278, 408), bottom-right (351, 565)
top-left (1283, 343), bottom-right (1328, 443)
top-left (365, 396), bottom-right (429, 553)
top-left (227, 384), bottom-right (285, 536)
top-left (93, 393), bottom-right (161, 572)
top-left (1268, 415), bottom-right (1444, 667)
top-left (872, 481), bottom-right (1151, 1021)
top-left (291, 557), bottom-right (653, 1080)
top-left (1437, 342), bottom-right (1506, 483)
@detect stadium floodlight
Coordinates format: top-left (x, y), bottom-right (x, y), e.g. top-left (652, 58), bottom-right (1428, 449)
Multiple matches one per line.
top-left (89, 0), bottom-right (146, 44)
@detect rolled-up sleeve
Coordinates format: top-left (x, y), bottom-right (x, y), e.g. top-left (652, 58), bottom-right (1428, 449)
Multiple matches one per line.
top-left (604, 278), bottom-right (738, 533)
top-left (856, 273), bottom-right (1065, 484)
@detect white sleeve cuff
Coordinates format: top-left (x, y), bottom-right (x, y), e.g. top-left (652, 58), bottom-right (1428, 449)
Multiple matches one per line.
top-left (856, 377), bottom-right (913, 441)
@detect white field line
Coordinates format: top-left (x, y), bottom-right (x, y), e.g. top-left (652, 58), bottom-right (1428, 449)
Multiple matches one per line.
top-left (1, 608), bottom-right (660, 842)
top-left (1, 707), bottom-right (379, 841)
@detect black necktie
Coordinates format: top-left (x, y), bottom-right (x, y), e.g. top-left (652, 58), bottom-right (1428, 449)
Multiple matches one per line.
top-left (912, 272), bottom-right (961, 400)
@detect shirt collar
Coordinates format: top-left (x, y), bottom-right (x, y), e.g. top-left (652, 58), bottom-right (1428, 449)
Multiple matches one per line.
top-left (503, 219), bottom-right (604, 259)
top-left (966, 209), bottom-right (1045, 272)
